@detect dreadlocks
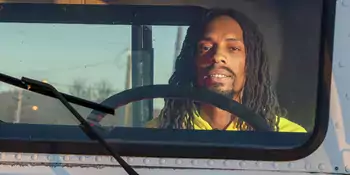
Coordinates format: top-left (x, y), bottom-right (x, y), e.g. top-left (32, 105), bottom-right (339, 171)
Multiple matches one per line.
top-left (158, 8), bottom-right (285, 131)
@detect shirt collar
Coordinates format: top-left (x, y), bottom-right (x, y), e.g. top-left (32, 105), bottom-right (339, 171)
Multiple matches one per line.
top-left (191, 111), bottom-right (239, 130)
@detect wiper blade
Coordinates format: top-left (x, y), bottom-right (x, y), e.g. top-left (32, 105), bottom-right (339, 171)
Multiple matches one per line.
top-left (0, 73), bottom-right (114, 115)
top-left (22, 77), bottom-right (139, 175)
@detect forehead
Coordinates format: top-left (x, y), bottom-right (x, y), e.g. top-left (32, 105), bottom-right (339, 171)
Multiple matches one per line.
top-left (203, 15), bottom-right (243, 39)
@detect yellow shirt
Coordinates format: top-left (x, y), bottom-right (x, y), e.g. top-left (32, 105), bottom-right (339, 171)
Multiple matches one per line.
top-left (145, 112), bottom-right (307, 133)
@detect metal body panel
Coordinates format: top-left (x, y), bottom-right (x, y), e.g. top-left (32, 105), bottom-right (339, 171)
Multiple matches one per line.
top-left (0, 0), bottom-right (349, 175)
top-left (0, 165), bottom-right (328, 175)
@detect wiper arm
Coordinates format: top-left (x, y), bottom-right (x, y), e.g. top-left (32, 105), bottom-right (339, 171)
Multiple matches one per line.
top-left (0, 73), bottom-right (114, 115)
top-left (22, 77), bottom-right (139, 175)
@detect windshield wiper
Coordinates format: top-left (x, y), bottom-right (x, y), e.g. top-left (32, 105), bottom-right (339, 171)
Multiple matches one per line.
top-left (21, 77), bottom-right (139, 175)
top-left (0, 73), bottom-right (114, 115)
top-left (0, 73), bottom-right (137, 174)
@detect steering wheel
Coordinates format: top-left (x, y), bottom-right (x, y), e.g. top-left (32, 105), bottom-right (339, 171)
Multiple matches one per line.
top-left (86, 85), bottom-right (272, 131)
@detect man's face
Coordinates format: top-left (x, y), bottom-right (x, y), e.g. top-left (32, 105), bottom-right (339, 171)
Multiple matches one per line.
top-left (196, 15), bottom-right (246, 99)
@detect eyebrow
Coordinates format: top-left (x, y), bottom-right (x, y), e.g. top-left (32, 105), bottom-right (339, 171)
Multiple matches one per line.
top-left (201, 37), bottom-right (242, 42)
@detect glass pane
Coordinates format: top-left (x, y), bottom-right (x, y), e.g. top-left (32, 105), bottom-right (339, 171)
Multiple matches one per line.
top-left (153, 26), bottom-right (188, 113)
top-left (0, 23), bottom-right (131, 125)
top-left (0, 0), bottom-right (324, 149)
top-left (143, 5), bottom-right (321, 133)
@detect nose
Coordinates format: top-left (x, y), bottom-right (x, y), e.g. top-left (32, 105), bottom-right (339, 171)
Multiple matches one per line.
top-left (212, 48), bottom-right (227, 64)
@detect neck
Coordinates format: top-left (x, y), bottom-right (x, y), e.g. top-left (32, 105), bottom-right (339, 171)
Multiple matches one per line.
top-left (200, 105), bottom-right (232, 130)
top-left (199, 94), bottom-right (241, 130)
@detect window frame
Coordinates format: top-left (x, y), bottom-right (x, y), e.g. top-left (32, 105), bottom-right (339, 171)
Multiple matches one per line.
top-left (0, 1), bottom-right (335, 161)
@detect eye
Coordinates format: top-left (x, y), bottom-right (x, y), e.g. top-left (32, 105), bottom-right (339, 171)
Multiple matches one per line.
top-left (199, 44), bottom-right (212, 53)
top-left (229, 46), bottom-right (240, 52)
top-left (203, 46), bottom-right (211, 51)
top-left (201, 45), bottom-right (212, 51)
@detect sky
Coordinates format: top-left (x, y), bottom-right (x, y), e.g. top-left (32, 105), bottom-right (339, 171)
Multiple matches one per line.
top-left (0, 22), bottom-right (188, 108)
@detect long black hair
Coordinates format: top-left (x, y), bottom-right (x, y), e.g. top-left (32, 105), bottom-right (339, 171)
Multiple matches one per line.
top-left (158, 8), bottom-right (285, 131)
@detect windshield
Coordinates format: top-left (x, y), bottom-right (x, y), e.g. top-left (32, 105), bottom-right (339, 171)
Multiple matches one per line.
top-left (0, 23), bottom-right (193, 127)
top-left (0, 0), bottom-right (326, 153)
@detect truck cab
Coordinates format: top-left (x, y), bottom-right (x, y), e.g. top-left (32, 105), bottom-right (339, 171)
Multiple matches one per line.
top-left (0, 0), bottom-right (349, 174)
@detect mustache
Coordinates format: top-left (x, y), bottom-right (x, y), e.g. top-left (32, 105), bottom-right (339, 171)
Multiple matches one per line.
top-left (204, 64), bottom-right (236, 77)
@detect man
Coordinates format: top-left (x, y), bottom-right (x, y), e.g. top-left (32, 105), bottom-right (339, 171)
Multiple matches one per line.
top-left (146, 8), bottom-right (306, 132)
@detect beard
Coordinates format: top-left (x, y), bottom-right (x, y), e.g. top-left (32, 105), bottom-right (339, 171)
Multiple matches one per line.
top-left (207, 83), bottom-right (235, 99)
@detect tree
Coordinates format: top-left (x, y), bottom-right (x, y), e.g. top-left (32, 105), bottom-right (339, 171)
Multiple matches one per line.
top-left (68, 79), bottom-right (122, 126)
top-left (94, 80), bottom-right (115, 102)
top-left (69, 79), bottom-right (87, 98)
top-left (69, 79), bottom-right (117, 102)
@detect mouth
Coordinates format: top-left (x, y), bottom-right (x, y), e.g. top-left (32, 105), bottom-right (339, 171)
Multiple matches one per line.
top-left (204, 74), bottom-right (232, 79)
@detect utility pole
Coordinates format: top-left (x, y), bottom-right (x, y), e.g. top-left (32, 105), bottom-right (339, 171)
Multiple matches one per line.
top-left (131, 25), bottom-right (153, 127)
top-left (14, 89), bottom-right (23, 123)
top-left (124, 49), bottom-right (132, 126)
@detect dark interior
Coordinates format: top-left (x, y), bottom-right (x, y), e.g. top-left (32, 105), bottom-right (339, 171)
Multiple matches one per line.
top-left (226, 0), bottom-right (323, 131)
